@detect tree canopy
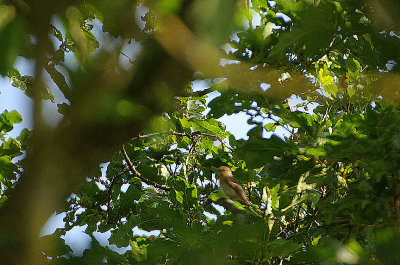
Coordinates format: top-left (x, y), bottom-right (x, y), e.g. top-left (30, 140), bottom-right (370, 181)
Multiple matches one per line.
top-left (1, 0), bottom-right (400, 264)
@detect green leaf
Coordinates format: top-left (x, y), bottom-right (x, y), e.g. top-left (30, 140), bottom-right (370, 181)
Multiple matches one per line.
top-left (0, 16), bottom-right (31, 76)
top-left (169, 189), bottom-right (184, 204)
top-left (83, 26), bottom-right (100, 54)
top-left (318, 67), bottom-right (338, 97)
top-left (108, 216), bottom-right (136, 248)
top-left (57, 103), bottom-right (70, 115)
top-left (347, 58), bottom-right (362, 72)
top-left (40, 234), bottom-right (72, 257)
top-left (281, 192), bottom-right (315, 212)
top-left (0, 138), bottom-right (22, 158)
top-left (187, 99), bottom-right (206, 119)
top-left (0, 110), bottom-right (22, 133)
top-left (268, 2), bottom-right (338, 60)
top-left (49, 24), bottom-right (63, 41)
top-left (267, 239), bottom-right (301, 257)
top-left (296, 172), bottom-right (315, 193)
top-left (210, 190), bottom-right (226, 202)
top-left (264, 122), bottom-right (277, 132)
top-left (376, 229), bottom-right (400, 265)
top-left (236, 135), bottom-right (298, 168)
top-left (10, 74), bottom-right (55, 102)
top-left (347, 85), bottom-right (356, 97)
top-left (0, 155), bottom-right (13, 168)
top-left (304, 146), bottom-right (325, 157)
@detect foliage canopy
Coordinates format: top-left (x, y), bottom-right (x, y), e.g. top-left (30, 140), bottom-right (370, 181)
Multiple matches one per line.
top-left (1, 0), bottom-right (400, 264)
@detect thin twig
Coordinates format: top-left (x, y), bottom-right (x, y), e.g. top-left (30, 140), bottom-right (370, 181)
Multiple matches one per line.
top-left (317, 37), bottom-right (336, 64)
top-left (130, 130), bottom-right (235, 152)
top-left (192, 131), bottom-right (234, 152)
top-left (95, 168), bottom-right (128, 212)
top-left (130, 132), bottom-right (167, 141)
top-left (120, 51), bottom-right (134, 64)
top-left (108, 169), bottom-right (129, 197)
top-left (121, 145), bottom-right (171, 191)
top-left (105, 169), bottom-right (128, 223)
top-left (186, 87), bottom-right (215, 97)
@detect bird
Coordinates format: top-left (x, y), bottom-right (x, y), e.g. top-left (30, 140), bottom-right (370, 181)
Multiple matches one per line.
top-left (217, 166), bottom-right (252, 206)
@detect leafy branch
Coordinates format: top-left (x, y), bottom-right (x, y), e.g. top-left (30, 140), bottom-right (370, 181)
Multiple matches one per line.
top-left (121, 145), bottom-right (171, 192)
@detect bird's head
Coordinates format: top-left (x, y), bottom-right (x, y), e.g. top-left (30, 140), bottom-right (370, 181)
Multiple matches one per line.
top-left (217, 166), bottom-right (232, 178)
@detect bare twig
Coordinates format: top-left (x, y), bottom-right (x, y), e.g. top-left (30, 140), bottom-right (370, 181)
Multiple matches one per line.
top-left (130, 130), bottom-right (235, 152)
top-left (121, 145), bottom-right (171, 191)
top-left (120, 51), bottom-right (134, 64)
top-left (96, 168), bottom-right (128, 207)
top-left (191, 131), bottom-right (234, 152)
top-left (317, 37), bottom-right (336, 64)
top-left (130, 132), bottom-right (167, 141)
top-left (185, 87), bottom-right (215, 97)
top-left (105, 169), bottom-right (128, 223)
top-left (107, 169), bottom-right (129, 199)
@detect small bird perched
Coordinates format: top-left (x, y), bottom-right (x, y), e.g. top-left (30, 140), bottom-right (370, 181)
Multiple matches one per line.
top-left (217, 166), bottom-right (252, 206)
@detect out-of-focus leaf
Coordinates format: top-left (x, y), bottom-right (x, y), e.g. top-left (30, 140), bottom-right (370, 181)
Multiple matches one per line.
top-left (236, 135), bottom-right (298, 168)
top-left (0, 16), bottom-right (31, 76)
top-left (10, 74), bottom-right (55, 102)
top-left (0, 110), bottom-right (22, 133)
top-left (267, 239), bottom-right (301, 257)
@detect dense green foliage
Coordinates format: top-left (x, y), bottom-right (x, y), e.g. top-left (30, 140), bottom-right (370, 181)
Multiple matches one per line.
top-left (1, 0), bottom-right (400, 264)
top-left (0, 110), bottom-right (27, 198)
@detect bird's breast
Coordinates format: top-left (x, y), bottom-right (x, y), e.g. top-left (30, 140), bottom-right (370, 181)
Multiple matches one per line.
top-left (220, 181), bottom-right (241, 200)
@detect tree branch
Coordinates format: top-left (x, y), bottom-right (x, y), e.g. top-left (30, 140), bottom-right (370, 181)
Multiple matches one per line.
top-left (121, 145), bottom-right (171, 191)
